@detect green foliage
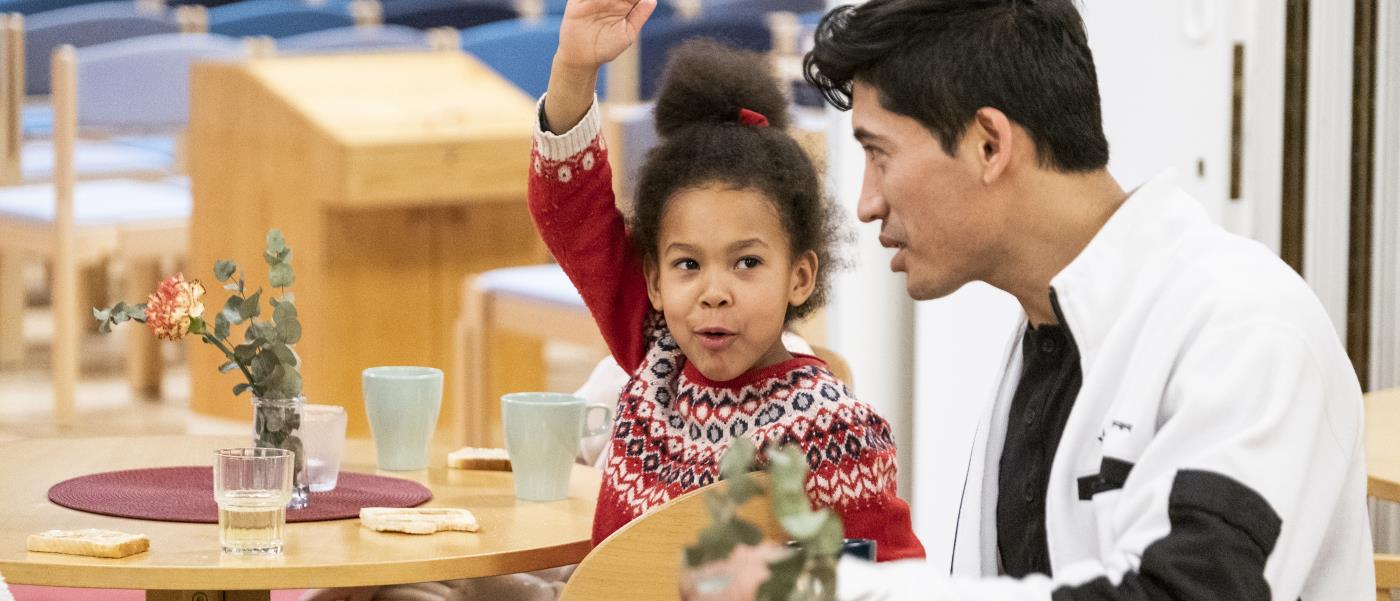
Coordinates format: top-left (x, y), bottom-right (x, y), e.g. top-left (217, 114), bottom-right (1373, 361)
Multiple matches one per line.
top-left (92, 228), bottom-right (304, 400)
top-left (684, 439), bottom-right (845, 601)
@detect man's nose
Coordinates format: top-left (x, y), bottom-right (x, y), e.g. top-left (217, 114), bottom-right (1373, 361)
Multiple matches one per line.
top-left (856, 170), bottom-right (886, 223)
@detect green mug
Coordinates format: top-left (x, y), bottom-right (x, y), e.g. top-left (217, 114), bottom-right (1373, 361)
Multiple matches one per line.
top-left (502, 392), bottom-right (612, 501)
top-left (362, 366), bottom-right (443, 471)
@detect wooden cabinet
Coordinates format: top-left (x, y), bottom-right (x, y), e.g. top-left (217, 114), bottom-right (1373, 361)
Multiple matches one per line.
top-left (187, 52), bottom-right (546, 437)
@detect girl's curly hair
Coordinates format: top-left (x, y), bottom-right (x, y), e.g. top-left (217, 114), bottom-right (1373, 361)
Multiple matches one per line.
top-left (630, 39), bottom-right (845, 321)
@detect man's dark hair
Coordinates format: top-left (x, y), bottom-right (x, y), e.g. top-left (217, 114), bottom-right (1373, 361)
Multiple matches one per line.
top-left (804, 0), bottom-right (1110, 172)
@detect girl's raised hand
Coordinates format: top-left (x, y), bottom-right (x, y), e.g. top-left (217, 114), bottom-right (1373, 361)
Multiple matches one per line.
top-left (557, 0), bottom-right (658, 70)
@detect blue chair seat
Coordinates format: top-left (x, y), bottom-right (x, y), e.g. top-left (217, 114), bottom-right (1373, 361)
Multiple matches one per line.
top-left (278, 25), bottom-right (431, 53)
top-left (23, 105), bottom-right (54, 138)
top-left (21, 137), bottom-right (177, 181)
top-left (476, 264), bottom-right (584, 308)
top-left (461, 16), bottom-right (608, 99)
top-left (0, 178), bottom-right (190, 226)
top-left (209, 0), bottom-right (355, 38)
top-left (381, 0), bottom-right (517, 30)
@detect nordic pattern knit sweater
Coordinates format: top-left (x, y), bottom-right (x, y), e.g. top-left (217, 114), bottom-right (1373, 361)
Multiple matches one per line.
top-left (527, 99), bottom-right (924, 562)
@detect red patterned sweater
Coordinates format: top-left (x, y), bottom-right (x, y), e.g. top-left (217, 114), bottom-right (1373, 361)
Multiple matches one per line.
top-left (527, 99), bottom-right (924, 562)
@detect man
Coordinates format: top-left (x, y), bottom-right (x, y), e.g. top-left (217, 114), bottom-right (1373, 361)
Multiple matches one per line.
top-left (690, 0), bottom-right (1372, 599)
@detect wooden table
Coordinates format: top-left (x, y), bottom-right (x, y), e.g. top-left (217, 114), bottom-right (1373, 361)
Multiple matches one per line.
top-left (0, 435), bottom-right (601, 600)
top-left (1368, 388), bottom-right (1400, 502)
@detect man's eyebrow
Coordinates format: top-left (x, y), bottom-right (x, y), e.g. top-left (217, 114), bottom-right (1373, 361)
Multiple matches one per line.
top-left (853, 127), bottom-right (887, 145)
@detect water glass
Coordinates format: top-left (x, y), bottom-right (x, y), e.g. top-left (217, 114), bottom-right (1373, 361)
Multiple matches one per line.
top-left (214, 447), bottom-right (294, 555)
top-left (301, 404), bottom-right (348, 492)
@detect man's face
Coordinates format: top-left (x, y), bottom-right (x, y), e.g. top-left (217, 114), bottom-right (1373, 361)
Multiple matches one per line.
top-left (850, 81), bottom-right (1004, 300)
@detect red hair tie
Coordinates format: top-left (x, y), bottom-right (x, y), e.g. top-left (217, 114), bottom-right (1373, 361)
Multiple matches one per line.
top-left (737, 107), bottom-right (769, 128)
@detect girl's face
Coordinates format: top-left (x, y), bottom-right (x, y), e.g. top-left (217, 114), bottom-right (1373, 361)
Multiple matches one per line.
top-left (644, 184), bottom-right (818, 382)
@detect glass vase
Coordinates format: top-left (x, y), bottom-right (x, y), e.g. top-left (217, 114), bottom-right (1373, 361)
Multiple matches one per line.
top-left (251, 395), bottom-right (310, 509)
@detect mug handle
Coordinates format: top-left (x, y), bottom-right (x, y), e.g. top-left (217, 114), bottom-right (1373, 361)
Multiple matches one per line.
top-left (581, 405), bottom-right (613, 438)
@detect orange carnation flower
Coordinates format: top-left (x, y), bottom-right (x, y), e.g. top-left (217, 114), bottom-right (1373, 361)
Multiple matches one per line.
top-left (145, 273), bottom-right (206, 340)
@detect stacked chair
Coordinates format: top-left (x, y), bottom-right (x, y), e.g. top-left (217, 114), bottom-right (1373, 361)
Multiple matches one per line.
top-left (0, 22), bottom-right (246, 421)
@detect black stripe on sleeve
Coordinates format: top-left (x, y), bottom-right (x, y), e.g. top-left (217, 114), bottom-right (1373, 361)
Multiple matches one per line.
top-left (1052, 469), bottom-right (1281, 601)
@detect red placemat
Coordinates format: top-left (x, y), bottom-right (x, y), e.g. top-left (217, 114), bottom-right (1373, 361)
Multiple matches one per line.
top-left (47, 467), bottom-right (432, 523)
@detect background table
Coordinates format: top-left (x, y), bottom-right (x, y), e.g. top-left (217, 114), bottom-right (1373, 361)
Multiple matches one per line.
top-left (0, 435), bottom-right (600, 600)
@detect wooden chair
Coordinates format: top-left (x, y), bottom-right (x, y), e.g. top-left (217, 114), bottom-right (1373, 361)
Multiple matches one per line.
top-left (0, 34), bottom-right (244, 422)
top-left (560, 473), bottom-right (785, 601)
top-left (451, 264), bottom-right (606, 447)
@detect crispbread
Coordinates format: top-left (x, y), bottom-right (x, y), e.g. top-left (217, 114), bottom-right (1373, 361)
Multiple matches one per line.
top-left (26, 529), bottom-right (149, 559)
top-left (360, 507), bottom-right (480, 534)
top-left (447, 447), bottom-right (512, 471)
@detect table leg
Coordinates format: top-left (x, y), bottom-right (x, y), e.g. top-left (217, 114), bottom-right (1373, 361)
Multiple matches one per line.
top-left (147, 591), bottom-right (270, 601)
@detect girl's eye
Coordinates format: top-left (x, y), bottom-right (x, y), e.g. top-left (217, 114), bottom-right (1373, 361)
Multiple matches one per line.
top-left (736, 256), bottom-right (761, 269)
top-left (673, 258), bottom-right (699, 270)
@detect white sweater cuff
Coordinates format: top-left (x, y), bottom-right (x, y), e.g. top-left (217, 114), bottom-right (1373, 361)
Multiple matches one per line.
top-left (534, 93), bottom-right (602, 162)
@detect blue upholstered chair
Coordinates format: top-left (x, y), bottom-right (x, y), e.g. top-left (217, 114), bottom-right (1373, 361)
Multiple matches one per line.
top-left (278, 24), bottom-right (430, 53)
top-left (637, 14), bottom-right (771, 100)
top-left (23, 1), bottom-right (182, 95)
top-left (208, 0), bottom-right (356, 38)
top-left (0, 0), bottom-right (113, 16)
top-left (461, 15), bottom-right (607, 99)
top-left (0, 34), bottom-right (246, 418)
top-left (381, 0), bottom-right (517, 30)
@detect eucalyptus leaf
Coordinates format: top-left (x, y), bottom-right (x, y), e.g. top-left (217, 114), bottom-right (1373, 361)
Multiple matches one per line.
top-left (269, 263), bottom-right (294, 287)
top-left (720, 438), bottom-right (756, 480)
top-left (726, 472), bottom-right (760, 504)
top-left (277, 317), bottom-right (302, 344)
top-left (278, 367), bottom-right (303, 398)
top-left (704, 490), bottom-right (728, 523)
top-left (233, 382), bottom-right (251, 396)
top-left (221, 296), bottom-right (245, 325)
top-left (778, 510), bottom-right (826, 541)
top-left (218, 360), bottom-right (238, 374)
top-left (270, 344), bottom-right (297, 367)
top-left (755, 550), bottom-right (804, 601)
top-left (266, 229), bottom-right (286, 255)
top-left (215, 314), bottom-right (231, 340)
top-left (273, 299), bottom-right (297, 323)
top-left (214, 260), bottom-right (237, 282)
top-left (808, 510), bottom-right (844, 556)
top-left (242, 289), bottom-right (262, 320)
top-left (234, 343), bottom-right (258, 363)
top-left (730, 518), bottom-right (762, 546)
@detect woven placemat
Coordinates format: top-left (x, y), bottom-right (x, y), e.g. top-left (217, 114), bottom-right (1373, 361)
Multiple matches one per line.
top-left (48, 467), bottom-right (431, 523)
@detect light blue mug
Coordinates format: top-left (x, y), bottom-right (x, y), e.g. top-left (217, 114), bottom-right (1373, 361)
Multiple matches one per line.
top-left (502, 392), bottom-right (612, 501)
top-left (362, 366), bottom-right (443, 471)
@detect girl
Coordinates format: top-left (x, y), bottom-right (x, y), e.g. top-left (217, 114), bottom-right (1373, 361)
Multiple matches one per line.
top-left (306, 2), bottom-right (922, 598)
top-left (537, 0), bottom-right (923, 559)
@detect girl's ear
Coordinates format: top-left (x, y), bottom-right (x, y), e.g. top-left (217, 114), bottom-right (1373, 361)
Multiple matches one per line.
top-left (644, 259), bottom-right (664, 311)
top-left (787, 250), bottom-right (818, 307)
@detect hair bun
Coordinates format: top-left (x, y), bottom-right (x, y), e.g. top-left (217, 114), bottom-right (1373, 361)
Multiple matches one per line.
top-left (652, 39), bottom-right (790, 138)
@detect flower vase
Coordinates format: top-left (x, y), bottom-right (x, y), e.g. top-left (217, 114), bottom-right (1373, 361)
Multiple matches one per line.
top-left (251, 395), bottom-right (310, 509)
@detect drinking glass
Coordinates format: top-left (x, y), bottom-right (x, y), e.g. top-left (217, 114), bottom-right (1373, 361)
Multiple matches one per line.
top-left (214, 447), bottom-right (294, 555)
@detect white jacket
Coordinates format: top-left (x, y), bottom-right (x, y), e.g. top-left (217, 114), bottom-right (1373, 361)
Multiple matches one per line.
top-left (839, 173), bottom-right (1373, 600)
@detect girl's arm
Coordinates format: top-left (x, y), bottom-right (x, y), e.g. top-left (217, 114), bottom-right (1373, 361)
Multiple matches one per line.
top-left (528, 0), bottom-right (658, 372)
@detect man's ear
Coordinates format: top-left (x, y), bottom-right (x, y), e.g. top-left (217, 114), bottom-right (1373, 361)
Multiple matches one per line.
top-left (644, 259), bottom-right (664, 311)
top-left (970, 107), bottom-right (1014, 184)
top-left (788, 250), bottom-right (818, 307)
